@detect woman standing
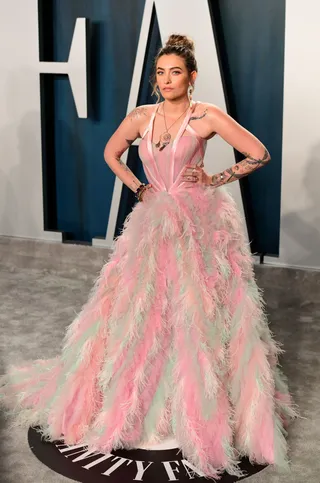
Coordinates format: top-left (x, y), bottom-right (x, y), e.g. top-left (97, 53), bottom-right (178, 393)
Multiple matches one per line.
top-left (0, 34), bottom-right (298, 480)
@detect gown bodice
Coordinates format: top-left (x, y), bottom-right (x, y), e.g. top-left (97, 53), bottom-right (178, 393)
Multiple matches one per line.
top-left (138, 101), bottom-right (208, 193)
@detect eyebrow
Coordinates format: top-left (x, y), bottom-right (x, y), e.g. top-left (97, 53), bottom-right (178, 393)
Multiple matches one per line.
top-left (156, 66), bottom-right (183, 71)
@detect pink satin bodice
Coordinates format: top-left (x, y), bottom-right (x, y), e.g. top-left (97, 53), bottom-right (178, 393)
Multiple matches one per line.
top-left (138, 101), bottom-right (207, 194)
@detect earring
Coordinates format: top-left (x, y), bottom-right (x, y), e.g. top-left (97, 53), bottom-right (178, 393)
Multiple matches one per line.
top-left (188, 84), bottom-right (194, 106)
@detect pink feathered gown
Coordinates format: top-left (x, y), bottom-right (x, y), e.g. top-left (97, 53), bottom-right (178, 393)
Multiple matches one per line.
top-left (0, 102), bottom-right (298, 480)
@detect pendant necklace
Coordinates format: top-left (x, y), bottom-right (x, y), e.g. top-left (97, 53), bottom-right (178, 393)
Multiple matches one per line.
top-left (155, 102), bottom-right (190, 151)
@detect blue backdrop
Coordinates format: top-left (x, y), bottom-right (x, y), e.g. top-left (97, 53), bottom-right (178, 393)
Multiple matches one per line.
top-left (39, 0), bottom-right (285, 255)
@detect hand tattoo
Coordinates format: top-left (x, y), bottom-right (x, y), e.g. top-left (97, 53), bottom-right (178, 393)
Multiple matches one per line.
top-left (210, 148), bottom-right (270, 187)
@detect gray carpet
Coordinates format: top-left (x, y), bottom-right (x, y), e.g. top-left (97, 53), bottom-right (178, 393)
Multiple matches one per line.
top-left (0, 235), bottom-right (319, 482)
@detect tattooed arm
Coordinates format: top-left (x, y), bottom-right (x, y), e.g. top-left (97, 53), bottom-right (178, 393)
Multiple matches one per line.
top-left (103, 105), bottom-right (150, 193)
top-left (204, 104), bottom-right (271, 187)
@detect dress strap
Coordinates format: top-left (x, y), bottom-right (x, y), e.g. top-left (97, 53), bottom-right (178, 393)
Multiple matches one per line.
top-left (172, 100), bottom-right (198, 149)
top-left (146, 104), bottom-right (161, 167)
top-left (141, 125), bottom-right (149, 139)
top-left (141, 103), bottom-right (160, 140)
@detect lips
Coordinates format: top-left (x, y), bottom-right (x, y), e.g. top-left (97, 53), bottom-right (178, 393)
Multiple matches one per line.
top-left (163, 88), bottom-right (173, 91)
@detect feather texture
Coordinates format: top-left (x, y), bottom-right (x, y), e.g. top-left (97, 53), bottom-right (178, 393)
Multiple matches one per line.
top-left (0, 185), bottom-right (299, 480)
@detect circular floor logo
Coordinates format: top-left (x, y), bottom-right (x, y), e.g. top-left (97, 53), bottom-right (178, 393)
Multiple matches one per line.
top-left (28, 427), bottom-right (267, 482)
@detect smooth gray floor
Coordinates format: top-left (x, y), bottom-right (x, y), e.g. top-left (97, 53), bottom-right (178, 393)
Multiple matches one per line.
top-left (0, 236), bottom-right (319, 482)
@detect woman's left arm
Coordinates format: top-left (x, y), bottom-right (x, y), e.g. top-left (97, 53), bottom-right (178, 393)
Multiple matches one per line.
top-left (201, 105), bottom-right (270, 187)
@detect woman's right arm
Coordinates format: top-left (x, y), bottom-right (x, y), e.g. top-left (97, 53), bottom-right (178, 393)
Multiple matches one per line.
top-left (104, 106), bottom-right (150, 194)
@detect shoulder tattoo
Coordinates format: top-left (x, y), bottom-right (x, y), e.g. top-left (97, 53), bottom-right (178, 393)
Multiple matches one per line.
top-left (128, 106), bottom-right (148, 121)
top-left (190, 107), bottom-right (208, 122)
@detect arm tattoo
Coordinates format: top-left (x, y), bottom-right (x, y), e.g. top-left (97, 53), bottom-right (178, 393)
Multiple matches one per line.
top-left (128, 106), bottom-right (148, 121)
top-left (210, 148), bottom-right (270, 187)
top-left (115, 155), bottom-right (130, 172)
top-left (115, 150), bottom-right (141, 191)
top-left (190, 108), bottom-right (208, 121)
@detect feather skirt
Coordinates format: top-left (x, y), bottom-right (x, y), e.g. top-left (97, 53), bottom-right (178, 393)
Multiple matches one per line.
top-left (0, 185), bottom-right (299, 480)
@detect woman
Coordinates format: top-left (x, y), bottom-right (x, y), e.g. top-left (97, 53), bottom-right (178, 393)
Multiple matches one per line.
top-left (1, 34), bottom-right (298, 480)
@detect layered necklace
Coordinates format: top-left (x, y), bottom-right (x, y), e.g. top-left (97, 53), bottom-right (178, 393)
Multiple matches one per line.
top-left (155, 102), bottom-right (190, 151)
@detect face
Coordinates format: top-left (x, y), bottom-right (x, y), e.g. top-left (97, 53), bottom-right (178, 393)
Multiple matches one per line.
top-left (155, 54), bottom-right (196, 101)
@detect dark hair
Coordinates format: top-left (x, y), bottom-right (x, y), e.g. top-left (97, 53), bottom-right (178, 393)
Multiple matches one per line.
top-left (151, 34), bottom-right (198, 101)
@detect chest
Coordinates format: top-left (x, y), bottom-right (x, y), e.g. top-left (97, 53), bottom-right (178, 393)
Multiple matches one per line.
top-left (139, 134), bottom-right (205, 168)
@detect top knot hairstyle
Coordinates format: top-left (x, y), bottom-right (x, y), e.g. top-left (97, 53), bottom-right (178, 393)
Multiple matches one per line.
top-left (165, 34), bottom-right (195, 53)
top-left (151, 34), bottom-right (198, 101)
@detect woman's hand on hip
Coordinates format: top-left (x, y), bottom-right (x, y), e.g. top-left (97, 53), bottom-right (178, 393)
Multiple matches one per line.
top-left (181, 164), bottom-right (211, 186)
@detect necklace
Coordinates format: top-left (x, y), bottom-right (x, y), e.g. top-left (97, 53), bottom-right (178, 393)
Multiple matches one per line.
top-left (155, 102), bottom-right (190, 151)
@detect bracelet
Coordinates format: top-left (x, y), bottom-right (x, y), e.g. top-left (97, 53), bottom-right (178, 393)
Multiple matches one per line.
top-left (210, 173), bottom-right (224, 186)
top-left (135, 183), bottom-right (146, 201)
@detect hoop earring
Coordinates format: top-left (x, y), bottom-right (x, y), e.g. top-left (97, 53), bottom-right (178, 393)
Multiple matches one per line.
top-left (188, 84), bottom-right (194, 106)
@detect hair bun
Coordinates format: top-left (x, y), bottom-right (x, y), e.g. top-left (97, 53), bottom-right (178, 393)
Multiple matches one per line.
top-left (165, 34), bottom-right (195, 52)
